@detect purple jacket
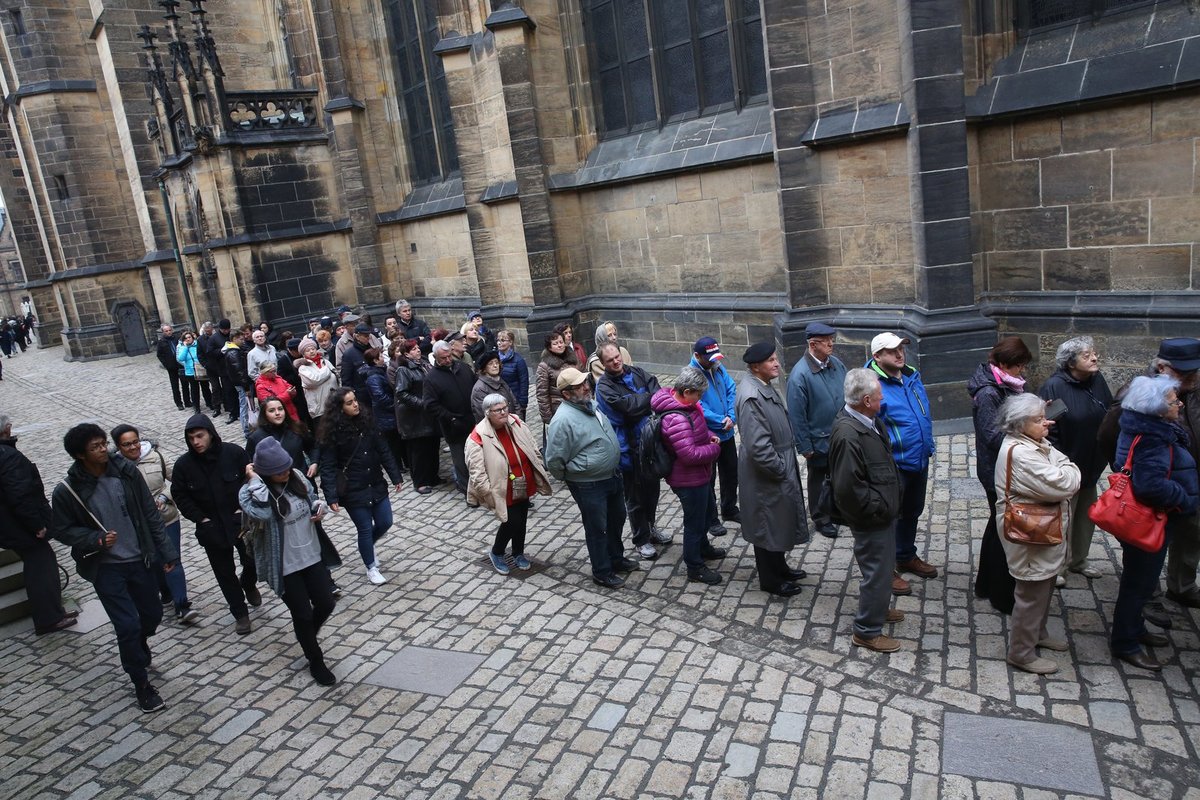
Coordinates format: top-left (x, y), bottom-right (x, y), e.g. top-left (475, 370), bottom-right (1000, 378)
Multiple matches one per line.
top-left (651, 388), bottom-right (720, 488)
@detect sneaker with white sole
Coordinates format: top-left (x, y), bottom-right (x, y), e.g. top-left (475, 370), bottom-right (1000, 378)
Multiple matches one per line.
top-left (513, 554), bottom-right (532, 570)
top-left (637, 542), bottom-right (659, 560)
top-left (489, 553), bottom-right (510, 575)
top-left (366, 566), bottom-right (386, 585)
top-left (650, 527), bottom-right (673, 545)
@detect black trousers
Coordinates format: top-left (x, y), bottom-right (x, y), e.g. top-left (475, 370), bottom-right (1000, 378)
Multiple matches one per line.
top-left (974, 488), bottom-right (1016, 615)
top-left (166, 368), bottom-right (183, 407)
top-left (493, 499), bottom-right (530, 556)
top-left (622, 468), bottom-right (660, 546)
top-left (806, 454), bottom-right (830, 524)
top-left (381, 429), bottom-right (407, 477)
top-left (206, 372), bottom-right (224, 413)
top-left (180, 375), bottom-right (202, 412)
top-left (281, 563), bottom-right (336, 666)
top-left (711, 436), bottom-right (739, 519)
top-left (204, 538), bottom-right (258, 620)
top-left (406, 435), bottom-right (441, 488)
top-left (18, 540), bottom-right (67, 629)
top-left (753, 546), bottom-right (793, 592)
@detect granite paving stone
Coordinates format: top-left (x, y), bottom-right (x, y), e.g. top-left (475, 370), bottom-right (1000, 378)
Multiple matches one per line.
top-left (1, 347), bottom-right (1200, 797)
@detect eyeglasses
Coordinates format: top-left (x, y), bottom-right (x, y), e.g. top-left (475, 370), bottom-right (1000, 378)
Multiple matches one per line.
top-left (118, 439), bottom-right (141, 448)
top-left (487, 407), bottom-right (509, 415)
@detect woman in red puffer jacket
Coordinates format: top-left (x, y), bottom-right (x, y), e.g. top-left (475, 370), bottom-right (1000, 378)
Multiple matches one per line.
top-left (650, 366), bottom-right (728, 586)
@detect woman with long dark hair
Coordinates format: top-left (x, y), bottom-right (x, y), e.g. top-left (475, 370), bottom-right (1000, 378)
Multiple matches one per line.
top-left (360, 347), bottom-right (406, 475)
top-left (318, 387), bottom-right (403, 585)
top-left (393, 338), bottom-right (441, 493)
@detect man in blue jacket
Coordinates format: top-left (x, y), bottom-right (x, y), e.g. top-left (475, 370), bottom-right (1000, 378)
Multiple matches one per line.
top-left (786, 322), bottom-right (847, 538)
top-left (689, 337), bottom-right (739, 535)
top-left (867, 332), bottom-right (938, 596)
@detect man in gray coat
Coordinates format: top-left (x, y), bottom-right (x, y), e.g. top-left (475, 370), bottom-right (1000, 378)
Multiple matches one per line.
top-left (786, 321), bottom-right (847, 538)
top-left (736, 341), bottom-right (808, 597)
top-left (829, 368), bottom-right (905, 653)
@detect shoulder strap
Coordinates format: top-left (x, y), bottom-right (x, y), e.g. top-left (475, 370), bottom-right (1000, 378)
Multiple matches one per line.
top-left (1004, 446), bottom-right (1015, 503)
top-left (60, 480), bottom-right (107, 532)
top-left (1121, 434), bottom-right (1142, 474)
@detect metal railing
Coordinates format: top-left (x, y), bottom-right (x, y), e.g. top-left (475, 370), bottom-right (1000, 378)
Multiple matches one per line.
top-left (224, 90), bottom-right (318, 132)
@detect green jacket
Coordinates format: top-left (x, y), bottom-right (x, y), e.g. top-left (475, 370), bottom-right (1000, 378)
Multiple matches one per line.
top-left (51, 458), bottom-right (177, 583)
top-left (544, 398), bottom-right (620, 481)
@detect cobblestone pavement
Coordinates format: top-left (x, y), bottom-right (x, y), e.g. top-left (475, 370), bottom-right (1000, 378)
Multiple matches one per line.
top-left (2, 345), bottom-right (1200, 799)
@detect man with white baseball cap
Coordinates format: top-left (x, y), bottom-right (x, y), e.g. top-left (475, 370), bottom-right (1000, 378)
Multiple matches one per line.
top-left (867, 331), bottom-right (937, 596)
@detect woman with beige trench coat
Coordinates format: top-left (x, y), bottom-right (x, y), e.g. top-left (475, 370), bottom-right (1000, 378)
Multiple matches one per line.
top-left (467, 392), bottom-right (553, 575)
top-left (736, 342), bottom-right (810, 597)
top-left (994, 393), bottom-right (1080, 675)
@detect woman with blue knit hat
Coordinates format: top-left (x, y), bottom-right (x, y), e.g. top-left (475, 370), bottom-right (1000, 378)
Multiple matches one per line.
top-left (240, 436), bottom-right (341, 686)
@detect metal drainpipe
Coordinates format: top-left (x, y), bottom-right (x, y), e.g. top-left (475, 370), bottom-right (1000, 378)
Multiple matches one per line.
top-left (157, 176), bottom-right (199, 327)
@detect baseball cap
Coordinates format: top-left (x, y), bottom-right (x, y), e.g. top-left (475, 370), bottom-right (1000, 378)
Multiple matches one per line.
top-left (556, 367), bottom-right (588, 390)
top-left (870, 332), bottom-right (910, 355)
top-left (693, 337), bottom-right (723, 361)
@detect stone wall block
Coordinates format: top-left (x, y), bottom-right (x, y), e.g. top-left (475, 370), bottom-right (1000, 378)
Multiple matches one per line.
top-left (840, 224), bottom-right (898, 266)
top-left (1149, 195), bottom-right (1200, 243)
top-left (1111, 245), bottom-right (1191, 289)
top-left (1068, 200), bottom-right (1148, 246)
top-left (1112, 140), bottom-right (1194, 199)
top-left (1061, 104), bottom-right (1151, 152)
top-left (977, 161), bottom-right (1040, 211)
top-left (668, 200), bottom-right (722, 235)
top-left (992, 207), bottom-right (1068, 251)
top-left (819, 183), bottom-right (865, 227)
top-left (1012, 117), bottom-right (1063, 159)
top-left (1043, 248), bottom-right (1113, 290)
top-left (1040, 151), bottom-right (1112, 205)
top-left (1151, 93), bottom-right (1200, 142)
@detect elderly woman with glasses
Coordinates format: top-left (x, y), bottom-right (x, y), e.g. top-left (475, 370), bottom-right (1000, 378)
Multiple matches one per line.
top-left (1038, 336), bottom-right (1114, 582)
top-left (466, 393), bottom-right (553, 575)
top-left (993, 394), bottom-right (1080, 675)
top-left (1109, 374), bottom-right (1199, 671)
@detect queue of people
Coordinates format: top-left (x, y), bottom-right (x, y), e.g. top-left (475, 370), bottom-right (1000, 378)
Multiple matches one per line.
top-left (11, 301), bottom-right (1200, 717)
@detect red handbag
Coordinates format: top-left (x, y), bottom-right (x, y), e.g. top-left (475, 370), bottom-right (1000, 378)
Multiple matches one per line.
top-left (1088, 434), bottom-right (1170, 552)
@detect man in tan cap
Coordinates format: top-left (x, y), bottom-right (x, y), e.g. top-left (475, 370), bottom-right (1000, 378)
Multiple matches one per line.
top-left (544, 367), bottom-right (637, 588)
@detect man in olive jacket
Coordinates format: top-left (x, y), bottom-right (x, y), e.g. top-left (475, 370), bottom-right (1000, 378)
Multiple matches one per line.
top-left (829, 368), bottom-right (904, 654)
top-left (51, 423), bottom-right (178, 713)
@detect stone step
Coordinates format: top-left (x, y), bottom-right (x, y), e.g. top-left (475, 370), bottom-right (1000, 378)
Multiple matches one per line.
top-left (0, 587), bottom-right (30, 626)
top-left (0, 558), bottom-right (23, 594)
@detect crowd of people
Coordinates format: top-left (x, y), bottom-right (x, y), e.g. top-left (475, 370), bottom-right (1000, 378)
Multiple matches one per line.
top-left (3, 301), bottom-right (1198, 713)
top-left (0, 312), bottom-right (35, 379)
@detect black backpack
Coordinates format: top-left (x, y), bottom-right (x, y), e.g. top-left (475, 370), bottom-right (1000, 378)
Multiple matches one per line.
top-left (636, 409), bottom-right (689, 479)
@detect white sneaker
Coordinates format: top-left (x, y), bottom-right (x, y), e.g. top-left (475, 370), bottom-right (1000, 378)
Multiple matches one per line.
top-left (366, 566), bottom-right (386, 585)
top-left (637, 542), bottom-right (659, 560)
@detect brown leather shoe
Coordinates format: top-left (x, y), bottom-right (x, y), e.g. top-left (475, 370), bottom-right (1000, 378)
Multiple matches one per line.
top-left (852, 633), bottom-right (901, 653)
top-left (892, 571), bottom-right (912, 596)
top-left (897, 556), bottom-right (938, 579)
top-left (886, 608), bottom-right (905, 623)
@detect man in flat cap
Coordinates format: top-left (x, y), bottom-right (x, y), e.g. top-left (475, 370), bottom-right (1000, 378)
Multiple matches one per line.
top-left (340, 323), bottom-right (376, 392)
top-left (736, 341), bottom-right (808, 597)
top-left (867, 332), bottom-right (937, 597)
top-left (787, 322), bottom-right (848, 538)
top-left (544, 367), bottom-right (637, 588)
top-left (688, 336), bottom-right (739, 535)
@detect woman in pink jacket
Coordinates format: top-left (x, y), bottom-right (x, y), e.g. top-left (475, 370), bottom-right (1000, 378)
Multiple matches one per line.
top-left (650, 367), bottom-right (728, 586)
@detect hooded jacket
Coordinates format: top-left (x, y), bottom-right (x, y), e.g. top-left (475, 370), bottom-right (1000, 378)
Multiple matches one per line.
top-left (650, 387), bottom-right (720, 488)
top-left (255, 372), bottom-right (301, 420)
top-left (595, 364), bottom-right (660, 472)
top-left (0, 435), bottom-right (52, 551)
top-left (120, 440), bottom-right (180, 526)
top-left (1114, 409), bottom-right (1200, 517)
top-left (297, 352), bottom-right (337, 418)
top-left (535, 349), bottom-right (574, 424)
top-left (317, 413), bottom-right (403, 507)
top-left (966, 362), bottom-right (1022, 492)
top-left (51, 455), bottom-right (177, 583)
top-left (223, 340), bottom-right (250, 390)
top-left (171, 413), bottom-right (250, 548)
top-left (688, 354), bottom-right (738, 442)
top-left (498, 348), bottom-right (529, 413)
top-left (361, 362), bottom-right (397, 432)
top-left (867, 359), bottom-right (934, 472)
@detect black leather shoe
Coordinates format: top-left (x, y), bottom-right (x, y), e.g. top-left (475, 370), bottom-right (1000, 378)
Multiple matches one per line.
top-left (592, 573), bottom-right (625, 589)
top-left (701, 547), bottom-right (727, 560)
top-left (612, 557), bottom-right (641, 573)
top-left (817, 522), bottom-right (839, 539)
top-left (1139, 632), bottom-right (1169, 648)
top-left (688, 567), bottom-right (722, 585)
top-left (1143, 603), bottom-right (1173, 629)
top-left (708, 523), bottom-right (728, 537)
top-left (764, 581), bottom-right (803, 597)
top-left (1166, 589), bottom-right (1200, 609)
top-left (723, 512), bottom-right (741, 524)
top-left (785, 567), bottom-right (808, 580)
top-left (1115, 649), bottom-right (1161, 671)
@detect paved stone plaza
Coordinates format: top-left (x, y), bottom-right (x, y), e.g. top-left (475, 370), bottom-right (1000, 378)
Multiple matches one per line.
top-left (2, 345), bottom-right (1199, 799)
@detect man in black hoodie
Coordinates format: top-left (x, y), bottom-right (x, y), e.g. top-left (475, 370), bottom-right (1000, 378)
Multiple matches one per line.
top-left (171, 414), bottom-right (260, 635)
top-left (51, 423), bottom-right (178, 713)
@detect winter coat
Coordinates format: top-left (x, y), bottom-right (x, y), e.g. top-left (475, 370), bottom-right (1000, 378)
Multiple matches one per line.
top-left (200, 331), bottom-right (225, 375)
top-left (239, 472), bottom-right (340, 597)
top-left (967, 362), bottom-right (1022, 492)
top-left (465, 338), bottom-right (487, 366)
top-left (156, 333), bottom-right (180, 372)
top-left (544, 399), bottom-right (621, 482)
top-left (318, 416), bottom-right (402, 508)
top-left (393, 357), bottom-right (437, 439)
top-left (596, 365), bottom-right (660, 472)
top-left (0, 436), bottom-right (52, 551)
top-left (171, 413), bottom-right (250, 548)
top-left (587, 345), bottom-right (632, 382)
top-left (535, 350), bottom-right (574, 424)
top-left (255, 373), bottom-right (300, 420)
top-left (176, 341), bottom-right (200, 377)
top-left (650, 388), bottom-right (720, 488)
top-left (868, 360), bottom-right (934, 472)
top-left (1038, 368), bottom-right (1114, 485)
top-left (829, 408), bottom-right (901, 531)
top-left (246, 424), bottom-right (317, 477)
top-left (471, 374), bottom-right (518, 423)
top-left (1114, 410), bottom-right (1200, 518)
top-left (223, 342), bottom-right (250, 390)
top-left (786, 350), bottom-right (847, 459)
top-left (466, 414), bottom-right (553, 522)
top-left (498, 349), bottom-right (530, 413)
top-left (735, 372), bottom-right (809, 551)
top-left (423, 359), bottom-right (476, 443)
top-left (688, 354), bottom-right (738, 442)
top-left (297, 354), bottom-right (337, 418)
top-left (994, 434), bottom-right (1081, 581)
top-left (246, 344), bottom-right (278, 381)
top-left (361, 363), bottom-right (397, 433)
top-left (340, 339), bottom-right (372, 392)
top-left (122, 441), bottom-right (180, 525)
top-left (397, 315), bottom-right (433, 353)
top-left (569, 341), bottom-right (587, 370)
top-left (51, 458), bottom-right (177, 583)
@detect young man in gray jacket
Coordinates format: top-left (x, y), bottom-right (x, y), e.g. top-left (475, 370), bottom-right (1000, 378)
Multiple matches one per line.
top-left (544, 367), bottom-right (638, 588)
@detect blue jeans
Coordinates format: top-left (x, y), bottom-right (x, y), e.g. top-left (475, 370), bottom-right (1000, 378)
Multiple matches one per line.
top-left (155, 521), bottom-right (189, 613)
top-left (895, 467), bottom-right (929, 562)
top-left (346, 496), bottom-right (393, 567)
top-left (1111, 524), bottom-right (1176, 656)
top-left (93, 560), bottom-right (162, 687)
top-left (567, 475), bottom-right (626, 578)
top-left (675, 484), bottom-right (714, 572)
top-left (236, 386), bottom-right (252, 438)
